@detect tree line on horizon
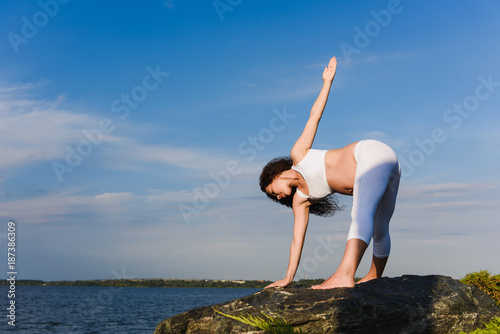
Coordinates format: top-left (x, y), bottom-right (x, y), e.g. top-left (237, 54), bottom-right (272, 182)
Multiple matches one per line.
top-left (1, 278), bottom-right (324, 289)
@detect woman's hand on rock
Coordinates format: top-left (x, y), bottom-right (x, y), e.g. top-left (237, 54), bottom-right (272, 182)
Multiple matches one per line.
top-left (265, 278), bottom-right (292, 289)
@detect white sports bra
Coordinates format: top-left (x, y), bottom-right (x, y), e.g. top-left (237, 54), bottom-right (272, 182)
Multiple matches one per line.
top-left (291, 149), bottom-right (333, 201)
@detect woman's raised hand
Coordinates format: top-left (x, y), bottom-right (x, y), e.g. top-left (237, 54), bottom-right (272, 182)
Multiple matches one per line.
top-left (322, 56), bottom-right (337, 83)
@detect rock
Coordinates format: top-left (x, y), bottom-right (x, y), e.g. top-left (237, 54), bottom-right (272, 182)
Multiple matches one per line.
top-left (154, 275), bottom-right (500, 334)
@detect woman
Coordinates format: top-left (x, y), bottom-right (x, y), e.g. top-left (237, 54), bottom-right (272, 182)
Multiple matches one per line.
top-left (260, 57), bottom-right (401, 289)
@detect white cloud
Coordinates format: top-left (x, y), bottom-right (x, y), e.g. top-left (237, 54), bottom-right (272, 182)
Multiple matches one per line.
top-left (0, 189), bottom-right (180, 225)
top-left (101, 137), bottom-right (238, 172)
top-left (0, 79), bottom-right (48, 93)
top-left (0, 191), bottom-right (96, 224)
top-left (339, 52), bottom-right (415, 67)
top-left (399, 182), bottom-right (498, 200)
top-left (397, 199), bottom-right (500, 211)
top-left (0, 81), bottom-right (263, 179)
top-left (163, 0), bottom-right (174, 9)
top-left (0, 85), bottom-right (96, 170)
top-left (95, 192), bottom-right (134, 201)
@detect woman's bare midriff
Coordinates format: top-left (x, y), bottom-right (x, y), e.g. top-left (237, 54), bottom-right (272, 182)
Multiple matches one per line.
top-left (324, 142), bottom-right (358, 196)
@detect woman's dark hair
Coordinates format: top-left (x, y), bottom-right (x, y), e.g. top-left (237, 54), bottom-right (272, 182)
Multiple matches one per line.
top-left (259, 156), bottom-right (343, 217)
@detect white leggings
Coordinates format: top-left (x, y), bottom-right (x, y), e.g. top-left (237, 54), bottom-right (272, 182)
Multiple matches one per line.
top-left (347, 140), bottom-right (401, 258)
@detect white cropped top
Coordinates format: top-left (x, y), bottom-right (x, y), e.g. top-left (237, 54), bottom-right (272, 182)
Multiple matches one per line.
top-left (291, 149), bottom-right (333, 201)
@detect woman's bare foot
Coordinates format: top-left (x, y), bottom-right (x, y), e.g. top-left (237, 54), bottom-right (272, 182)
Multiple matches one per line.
top-left (311, 239), bottom-right (368, 290)
top-left (355, 274), bottom-right (377, 284)
top-left (311, 274), bottom-right (355, 289)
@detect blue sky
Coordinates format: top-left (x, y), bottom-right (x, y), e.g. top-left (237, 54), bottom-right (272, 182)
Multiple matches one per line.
top-left (0, 0), bottom-right (499, 282)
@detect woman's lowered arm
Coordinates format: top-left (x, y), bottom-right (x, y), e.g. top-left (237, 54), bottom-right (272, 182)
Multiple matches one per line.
top-left (265, 196), bottom-right (310, 288)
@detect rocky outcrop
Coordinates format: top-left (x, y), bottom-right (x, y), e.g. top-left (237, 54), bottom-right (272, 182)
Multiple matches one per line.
top-left (154, 275), bottom-right (500, 334)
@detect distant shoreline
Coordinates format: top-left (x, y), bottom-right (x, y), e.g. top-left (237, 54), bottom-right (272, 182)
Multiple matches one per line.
top-left (0, 278), bottom-right (326, 289)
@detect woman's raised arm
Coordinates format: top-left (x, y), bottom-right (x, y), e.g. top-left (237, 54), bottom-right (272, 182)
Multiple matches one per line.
top-left (291, 57), bottom-right (337, 163)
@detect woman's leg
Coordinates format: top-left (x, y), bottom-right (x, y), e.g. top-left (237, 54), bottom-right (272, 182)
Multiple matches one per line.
top-left (357, 143), bottom-right (401, 283)
top-left (357, 164), bottom-right (400, 283)
top-left (357, 255), bottom-right (389, 284)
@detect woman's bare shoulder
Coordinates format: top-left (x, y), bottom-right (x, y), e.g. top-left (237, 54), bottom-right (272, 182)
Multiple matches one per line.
top-left (292, 192), bottom-right (312, 210)
top-left (290, 148), bottom-right (311, 166)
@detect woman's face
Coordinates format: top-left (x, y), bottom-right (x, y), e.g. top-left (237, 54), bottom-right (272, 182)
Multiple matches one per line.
top-left (265, 175), bottom-right (291, 200)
